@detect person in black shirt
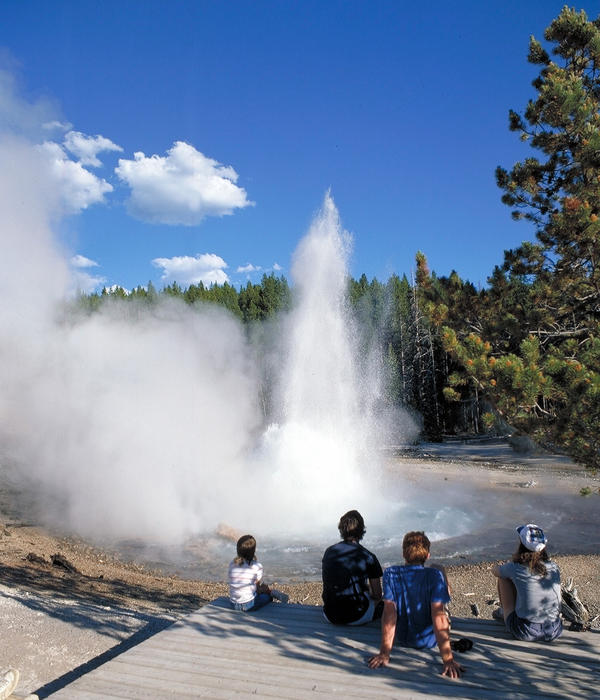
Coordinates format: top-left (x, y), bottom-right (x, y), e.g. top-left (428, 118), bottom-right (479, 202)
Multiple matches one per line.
top-left (322, 510), bottom-right (383, 624)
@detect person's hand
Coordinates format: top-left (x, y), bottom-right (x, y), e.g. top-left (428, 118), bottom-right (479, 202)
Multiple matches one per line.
top-left (441, 658), bottom-right (464, 679)
top-left (368, 652), bottom-right (390, 669)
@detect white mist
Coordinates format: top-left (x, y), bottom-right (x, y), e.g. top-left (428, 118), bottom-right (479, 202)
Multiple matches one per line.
top-left (243, 194), bottom-right (392, 536)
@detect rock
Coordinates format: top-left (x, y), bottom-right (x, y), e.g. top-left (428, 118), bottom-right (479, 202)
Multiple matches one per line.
top-left (215, 523), bottom-right (243, 542)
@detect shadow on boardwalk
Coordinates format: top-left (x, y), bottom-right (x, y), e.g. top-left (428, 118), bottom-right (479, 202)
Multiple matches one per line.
top-left (50, 597), bottom-right (600, 699)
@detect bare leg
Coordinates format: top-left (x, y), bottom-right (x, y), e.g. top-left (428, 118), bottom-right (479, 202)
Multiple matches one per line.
top-left (497, 578), bottom-right (516, 621)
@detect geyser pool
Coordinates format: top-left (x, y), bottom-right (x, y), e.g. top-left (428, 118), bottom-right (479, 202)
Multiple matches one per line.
top-left (0, 187), bottom-right (478, 577)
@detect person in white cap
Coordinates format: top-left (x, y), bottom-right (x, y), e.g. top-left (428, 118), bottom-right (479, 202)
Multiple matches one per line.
top-left (492, 524), bottom-right (562, 641)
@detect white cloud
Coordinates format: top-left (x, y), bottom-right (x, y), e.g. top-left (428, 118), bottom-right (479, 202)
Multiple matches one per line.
top-left (105, 284), bottom-right (130, 295)
top-left (64, 130), bottom-right (123, 167)
top-left (70, 254), bottom-right (99, 268)
top-left (39, 141), bottom-right (113, 214)
top-left (237, 263), bottom-right (261, 274)
top-left (68, 254), bottom-right (104, 293)
top-left (273, 263), bottom-right (282, 271)
top-left (0, 71), bottom-right (114, 215)
top-left (43, 120), bottom-right (72, 133)
top-left (71, 269), bottom-right (106, 294)
top-left (115, 141), bottom-right (254, 225)
top-left (152, 253), bottom-right (229, 286)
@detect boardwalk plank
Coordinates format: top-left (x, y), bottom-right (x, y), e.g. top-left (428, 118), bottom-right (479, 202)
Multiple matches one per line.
top-left (105, 644), bottom-right (598, 699)
top-left (49, 599), bottom-right (600, 699)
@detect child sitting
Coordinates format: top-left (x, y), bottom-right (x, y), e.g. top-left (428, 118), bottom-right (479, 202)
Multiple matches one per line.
top-left (228, 534), bottom-right (288, 611)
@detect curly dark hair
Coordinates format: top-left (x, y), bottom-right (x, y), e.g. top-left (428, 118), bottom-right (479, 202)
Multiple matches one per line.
top-left (513, 542), bottom-right (550, 576)
top-left (338, 510), bottom-right (366, 541)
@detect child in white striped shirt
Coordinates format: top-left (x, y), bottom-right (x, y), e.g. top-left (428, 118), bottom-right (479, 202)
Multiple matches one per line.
top-left (228, 534), bottom-right (287, 611)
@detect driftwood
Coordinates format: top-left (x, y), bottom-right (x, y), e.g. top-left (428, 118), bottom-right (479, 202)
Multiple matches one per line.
top-left (25, 552), bottom-right (49, 566)
top-left (51, 553), bottom-right (80, 574)
top-left (561, 577), bottom-right (590, 631)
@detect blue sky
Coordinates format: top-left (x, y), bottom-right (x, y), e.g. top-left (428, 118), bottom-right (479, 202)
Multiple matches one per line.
top-left (1, 1), bottom-right (597, 293)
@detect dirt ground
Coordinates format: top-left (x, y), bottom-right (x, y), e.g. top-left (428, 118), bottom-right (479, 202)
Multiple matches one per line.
top-left (1, 447), bottom-right (599, 698)
top-left (1, 522), bottom-right (599, 618)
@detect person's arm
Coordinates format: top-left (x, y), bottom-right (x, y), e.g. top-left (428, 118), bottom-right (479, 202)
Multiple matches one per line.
top-left (431, 601), bottom-right (463, 679)
top-left (256, 580), bottom-right (270, 594)
top-left (368, 600), bottom-right (396, 668)
top-left (254, 563), bottom-right (270, 594)
top-left (428, 562), bottom-right (451, 595)
top-left (368, 577), bottom-right (382, 601)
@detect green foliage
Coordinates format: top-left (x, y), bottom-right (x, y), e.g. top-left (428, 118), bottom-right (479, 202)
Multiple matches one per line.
top-left (238, 274), bottom-right (291, 322)
top-left (75, 273), bottom-right (291, 324)
top-left (428, 7), bottom-right (600, 467)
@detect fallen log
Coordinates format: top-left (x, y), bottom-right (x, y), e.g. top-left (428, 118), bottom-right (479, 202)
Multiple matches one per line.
top-left (561, 577), bottom-right (590, 631)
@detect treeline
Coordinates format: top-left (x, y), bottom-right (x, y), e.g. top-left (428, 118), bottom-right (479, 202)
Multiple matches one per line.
top-left (81, 274), bottom-right (293, 323)
top-left (77, 246), bottom-right (599, 468)
top-left (76, 267), bottom-right (495, 443)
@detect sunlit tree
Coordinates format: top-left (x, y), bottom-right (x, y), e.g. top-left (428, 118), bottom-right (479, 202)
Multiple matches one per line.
top-left (441, 7), bottom-right (600, 467)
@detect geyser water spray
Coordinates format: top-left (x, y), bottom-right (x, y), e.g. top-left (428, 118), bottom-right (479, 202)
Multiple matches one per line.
top-left (249, 193), bottom-right (385, 534)
top-left (2, 105), bottom-right (421, 559)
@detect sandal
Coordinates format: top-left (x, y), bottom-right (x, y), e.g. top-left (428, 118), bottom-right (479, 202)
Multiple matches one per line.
top-left (450, 638), bottom-right (473, 652)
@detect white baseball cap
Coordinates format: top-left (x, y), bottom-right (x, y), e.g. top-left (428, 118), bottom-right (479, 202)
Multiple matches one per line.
top-left (516, 524), bottom-right (547, 552)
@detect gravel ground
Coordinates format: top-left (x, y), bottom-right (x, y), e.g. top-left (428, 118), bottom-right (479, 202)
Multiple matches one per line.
top-left (1, 448), bottom-right (598, 698)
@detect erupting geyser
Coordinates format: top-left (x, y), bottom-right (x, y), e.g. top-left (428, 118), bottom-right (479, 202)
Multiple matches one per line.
top-left (252, 194), bottom-right (387, 534)
top-left (1, 172), bottom-right (401, 547)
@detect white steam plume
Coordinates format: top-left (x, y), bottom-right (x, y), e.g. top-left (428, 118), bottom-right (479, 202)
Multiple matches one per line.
top-left (0, 72), bottom-right (420, 553)
top-left (3, 301), bottom-right (261, 541)
top-left (0, 126), bottom-right (262, 544)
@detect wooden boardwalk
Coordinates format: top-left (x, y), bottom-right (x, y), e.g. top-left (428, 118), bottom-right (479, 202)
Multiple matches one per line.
top-left (49, 598), bottom-right (599, 699)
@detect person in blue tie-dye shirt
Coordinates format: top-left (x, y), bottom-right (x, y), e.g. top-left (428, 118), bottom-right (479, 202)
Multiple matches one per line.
top-left (368, 531), bottom-right (463, 679)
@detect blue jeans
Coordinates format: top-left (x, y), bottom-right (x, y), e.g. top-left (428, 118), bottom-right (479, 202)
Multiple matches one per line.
top-left (232, 593), bottom-right (272, 612)
top-left (506, 611), bottom-right (562, 642)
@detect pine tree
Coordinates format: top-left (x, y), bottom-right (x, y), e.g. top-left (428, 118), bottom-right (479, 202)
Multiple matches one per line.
top-left (384, 274), bottom-right (414, 405)
top-left (442, 7), bottom-right (600, 467)
top-left (495, 7), bottom-right (600, 338)
top-left (411, 253), bottom-right (444, 438)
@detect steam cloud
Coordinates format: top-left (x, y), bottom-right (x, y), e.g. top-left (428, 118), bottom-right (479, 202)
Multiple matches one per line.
top-left (0, 76), bottom-right (420, 551)
top-left (0, 135), bottom-right (262, 542)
